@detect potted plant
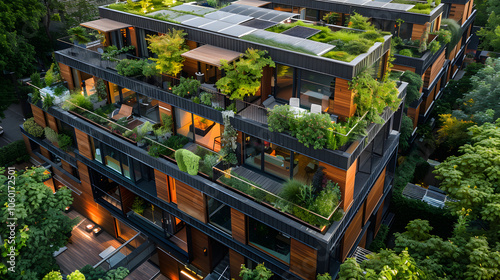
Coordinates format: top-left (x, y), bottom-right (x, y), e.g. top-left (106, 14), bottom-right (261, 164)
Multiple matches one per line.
top-left (68, 26), bottom-right (91, 46)
top-left (131, 197), bottom-right (146, 215)
top-left (135, 121), bottom-right (153, 148)
top-left (172, 77), bottom-right (200, 98)
top-left (145, 29), bottom-right (188, 77)
top-left (92, 79), bottom-right (108, 110)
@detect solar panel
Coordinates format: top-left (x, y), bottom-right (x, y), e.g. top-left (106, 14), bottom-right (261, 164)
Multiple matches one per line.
top-left (219, 25), bottom-right (257, 37)
top-left (170, 4), bottom-right (215, 15)
top-left (182, 17), bottom-right (215, 27)
top-left (204, 11), bottom-right (234, 20)
top-left (201, 21), bottom-right (235, 32)
top-left (175, 14), bottom-right (199, 23)
top-left (239, 18), bottom-right (277, 29)
top-left (282, 26), bottom-right (321, 38)
top-left (219, 14), bottom-right (253, 24)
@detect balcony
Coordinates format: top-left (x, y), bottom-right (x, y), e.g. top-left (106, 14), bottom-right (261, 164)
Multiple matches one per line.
top-left (393, 34), bottom-right (447, 74)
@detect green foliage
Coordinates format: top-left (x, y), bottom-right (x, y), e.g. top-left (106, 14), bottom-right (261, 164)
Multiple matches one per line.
top-left (44, 127), bottom-right (58, 144)
top-left (42, 94), bottom-right (55, 110)
top-left (368, 224), bottom-right (389, 251)
top-left (456, 58), bottom-right (500, 123)
top-left (101, 45), bottom-right (136, 61)
top-left (58, 133), bottom-right (73, 151)
top-left (399, 115), bottom-right (414, 150)
top-left (200, 153), bottom-right (219, 177)
top-left (116, 59), bottom-right (148, 77)
top-left (161, 113), bottom-right (173, 133)
top-left (23, 117), bottom-right (44, 138)
top-left (477, 12), bottom-right (500, 52)
top-left (428, 40), bottom-right (441, 54)
top-left (146, 29), bottom-right (187, 76)
top-left (191, 96), bottom-right (200, 104)
top-left (436, 114), bottom-right (474, 150)
top-left (175, 149), bottom-right (201, 175)
top-left (68, 26), bottom-right (91, 44)
top-left (280, 179), bottom-right (303, 202)
top-left (200, 92), bottom-right (213, 106)
top-left (408, 3), bottom-right (432, 14)
top-left (44, 63), bottom-right (59, 87)
top-left (43, 271), bottom-right (62, 280)
top-left (220, 111), bottom-right (238, 164)
top-left (80, 265), bottom-right (129, 280)
top-left (207, 0), bottom-right (218, 8)
top-left (173, 77), bottom-right (200, 98)
top-left (65, 93), bottom-right (93, 111)
top-left (0, 140), bottom-right (29, 167)
top-left (136, 121), bottom-right (153, 142)
top-left (240, 264), bottom-right (273, 280)
top-left (95, 78), bottom-right (107, 101)
top-left (399, 48), bottom-right (413, 57)
top-left (344, 38), bottom-right (372, 54)
top-left (400, 70), bottom-right (423, 106)
top-left (267, 104), bottom-right (294, 133)
top-left (441, 19), bottom-right (463, 56)
top-left (66, 270), bottom-right (85, 280)
top-left (322, 50), bottom-right (357, 62)
top-left (0, 167), bottom-right (75, 279)
top-left (435, 29), bottom-right (452, 44)
top-left (294, 112), bottom-right (332, 149)
top-left (323, 12), bottom-right (340, 24)
top-left (216, 48), bottom-right (275, 100)
top-left (316, 273), bottom-right (332, 280)
top-left (349, 69), bottom-right (400, 123)
top-left (348, 12), bottom-right (376, 30)
top-left (131, 197), bottom-right (145, 215)
top-left (30, 72), bottom-right (43, 88)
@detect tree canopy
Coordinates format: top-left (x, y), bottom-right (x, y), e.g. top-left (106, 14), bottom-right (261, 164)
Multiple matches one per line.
top-left (0, 167), bottom-right (75, 279)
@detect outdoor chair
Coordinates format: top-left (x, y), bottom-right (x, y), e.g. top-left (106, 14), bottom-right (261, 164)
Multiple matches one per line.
top-left (289, 98), bottom-right (300, 108)
top-left (262, 96), bottom-right (279, 110)
top-left (310, 104), bottom-right (322, 114)
top-left (111, 104), bottom-right (133, 121)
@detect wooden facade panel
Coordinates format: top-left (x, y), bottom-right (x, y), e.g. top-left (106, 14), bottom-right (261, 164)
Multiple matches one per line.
top-left (364, 167), bottom-right (386, 224)
top-left (392, 64), bottom-right (416, 73)
top-left (40, 146), bottom-right (50, 160)
top-left (375, 201), bottom-right (385, 235)
top-left (46, 113), bottom-right (58, 133)
top-left (342, 209), bottom-right (363, 261)
top-left (158, 247), bottom-right (181, 280)
top-left (119, 186), bottom-right (135, 215)
top-left (229, 249), bottom-right (244, 280)
top-left (332, 78), bottom-right (355, 119)
top-left (407, 105), bottom-right (420, 129)
top-left (358, 229), bottom-right (368, 249)
top-left (129, 27), bottom-right (139, 56)
top-left (61, 159), bottom-right (73, 174)
top-left (59, 63), bottom-right (74, 90)
top-left (411, 23), bottom-right (428, 41)
top-left (190, 227), bottom-right (212, 274)
top-left (290, 239), bottom-right (317, 280)
top-left (77, 161), bottom-right (92, 195)
top-left (74, 128), bottom-right (93, 160)
top-left (155, 169), bottom-right (170, 203)
top-left (183, 58), bottom-right (198, 77)
top-left (176, 180), bottom-right (207, 223)
top-left (449, 4), bottom-right (465, 22)
top-left (320, 159), bottom-right (357, 211)
top-left (231, 208), bottom-right (246, 244)
top-left (31, 104), bottom-right (46, 127)
top-left (424, 51), bottom-right (446, 87)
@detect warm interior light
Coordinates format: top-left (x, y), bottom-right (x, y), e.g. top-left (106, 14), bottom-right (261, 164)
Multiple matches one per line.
top-left (86, 224), bottom-right (94, 230)
top-left (181, 271), bottom-right (198, 280)
top-left (65, 206), bottom-right (70, 211)
top-left (93, 227), bottom-right (102, 234)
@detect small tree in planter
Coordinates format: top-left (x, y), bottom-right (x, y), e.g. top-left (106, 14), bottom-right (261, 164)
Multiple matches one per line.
top-left (173, 77), bottom-right (200, 98)
top-left (68, 26), bottom-right (91, 45)
top-left (216, 48), bottom-right (275, 100)
top-left (131, 197), bottom-right (146, 215)
top-left (146, 29), bottom-right (188, 76)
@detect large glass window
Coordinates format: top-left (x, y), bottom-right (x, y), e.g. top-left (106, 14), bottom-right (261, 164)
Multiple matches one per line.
top-left (274, 64), bottom-right (294, 101)
top-left (207, 197), bottom-right (232, 234)
top-left (292, 152), bottom-right (319, 185)
top-left (248, 218), bottom-right (290, 263)
top-left (174, 108), bottom-right (221, 151)
top-left (137, 93), bottom-right (160, 122)
top-left (298, 70), bottom-right (334, 111)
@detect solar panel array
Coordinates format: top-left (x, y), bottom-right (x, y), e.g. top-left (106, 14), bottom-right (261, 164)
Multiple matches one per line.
top-left (220, 4), bottom-right (297, 22)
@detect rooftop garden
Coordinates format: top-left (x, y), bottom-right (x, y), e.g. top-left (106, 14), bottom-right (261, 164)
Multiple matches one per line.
top-left (390, 0), bottom-right (442, 14)
top-left (392, 22), bottom-right (451, 57)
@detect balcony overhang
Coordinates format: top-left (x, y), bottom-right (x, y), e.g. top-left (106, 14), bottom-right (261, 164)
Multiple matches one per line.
top-left (181, 44), bottom-right (242, 67)
top-left (80, 18), bottom-right (131, 33)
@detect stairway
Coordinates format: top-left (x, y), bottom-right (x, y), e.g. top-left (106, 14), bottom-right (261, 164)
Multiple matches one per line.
top-left (204, 255), bottom-right (230, 280)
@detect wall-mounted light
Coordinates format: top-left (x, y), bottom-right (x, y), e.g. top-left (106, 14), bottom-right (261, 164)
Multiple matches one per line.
top-left (181, 271), bottom-right (198, 280)
top-left (203, 247), bottom-right (207, 256)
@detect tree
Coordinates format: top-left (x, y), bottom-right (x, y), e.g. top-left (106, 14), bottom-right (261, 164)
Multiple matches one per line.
top-left (399, 115), bottom-right (414, 150)
top-left (239, 264), bottom-right (273, 280)
top-left (216, 48), bottom-right (275, 100)
top-left (146, 29), bottom-right (188, 76)
top-left (436, 113), bottom-right (474, 151)
top-left (399, 70), bottom-right (423, 107)
top-left (477, 12), bottom-right (500, 52)
top-left (0, 167), bottom-right (75, 279)
top-left (339, 249), bottom-right (428, 279)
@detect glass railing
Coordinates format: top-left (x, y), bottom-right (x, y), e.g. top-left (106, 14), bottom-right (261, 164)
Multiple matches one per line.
top-left (93, 232), bottom-right (149, 271)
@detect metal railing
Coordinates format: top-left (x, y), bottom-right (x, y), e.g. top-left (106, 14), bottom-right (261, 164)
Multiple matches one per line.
top-left (93, 232), bottom-right (149, 271)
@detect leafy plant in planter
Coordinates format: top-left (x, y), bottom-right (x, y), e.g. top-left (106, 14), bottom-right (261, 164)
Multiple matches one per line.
top-left (268, 105), bottom-right (295, 133)
top-left (146, 29), bottom-right (188, 76)
top-left (399, 48), bottom-right (413, 57)
top-left (42, 94), bottom-right (55, 110)
top-left (44, 63), bottom-right (59, 87)
top-left (175, 149), bottom-right (201, 175)
top-left (173, 77), bottom-right (200, 98)
top-left (220, 111), bottom-right (238, 164)
top-left (116, 59), bottom-right (148, 77)
top-left (30, 72), bottom-right (43, 88)
top-left (400, 70), bottom-right (423, 107)
top-left (131, 197), bottom-right (146, 215)
top-left (136, 121), bottom-right (154, 144)
top-left (23, 118), bottom-right (44, 138)
top-left (294, 112), bottom-right (332, 149)
top-left (200, 92), bottom-right (213, 106)
top-left (95, 78), bottom-right (107, 101)
top-left (58, 133), bottom-right (73, 151)
top-left (323, 12), bottom-right (340, 24)
top-left (216, 48), bottom-right (275, 100)
top-left (68, 26), bottom-right (91, 45)
top-left (64, 93), bottom-right (93, 111)
top-left (44, 127), bottom-right (59, 144)
top-left (240, 264), bottom-right (273, 280)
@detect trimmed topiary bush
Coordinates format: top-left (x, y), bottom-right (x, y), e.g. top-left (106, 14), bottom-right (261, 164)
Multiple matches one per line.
top-left (175, 149), bottom-right (201, 175)
top-left (23, 118), bottom-right (44, 138)
top-left (44, 127), bottom-right (58, 144)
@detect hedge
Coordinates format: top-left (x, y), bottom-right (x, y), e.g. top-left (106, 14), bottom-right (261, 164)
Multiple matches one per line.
top-left (0, 140), bottom-right (30, 167)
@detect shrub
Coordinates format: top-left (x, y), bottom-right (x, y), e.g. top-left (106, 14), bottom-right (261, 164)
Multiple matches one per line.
top-left (175, 149), bottom-right (201, 175)
top-left (361, 30), bottom-right (384, 41)
top-left (44, 63), bottom-right (58, 87)
top-left (161, 113), bottom-right (173, 133)
top-left (294, 113), bottom-right (332, 149)
top-left (116, 59), bottom-right (147, 76)
top-left (268, 105), bottom-right (294, 132)
top-left (322, 51), bottom-right (356, 62)
top-left (131, 197), bottom-right (145, 215)
top-left (200, 154), bottom-right (219, 177)
top-left (58, 133), bottom-right (73, 151)
top-left (66, 93), bottom-right (93, 111)
top-left (165, 134), bottom-right (189, 151)
top-left (344, 39), bottom-right (372, 55)
top-left (200, 92), bottom-right (213, 106)
top-left (146, 30), bottom-right (188, 76)
top-left (44, 127), bottom-right (59, 144)
top-left (368, 224), bottom-right (389, 251)
top-left (428, 40), bottom-right (441, 54)
top-left (279, 180), bottom-right (303, 203)
top-left (68, 26), bottom-right (91, 44)
top-left (30, 72), bottom-right (43, 88)
top-left (348, 12), bottom-right (375, 30)
top-left (53, 86), bottom-right (65, 97)
top-left (398, 49), bottom-right (413, 57)
top-left (173, 77), bottom-right (200, 98)
top-left (23, 118), bottom-right (44, 138)
top-left (191, 96), bottom-right (200, 104)
top-left (0, 140), bottom-right (29, 167)
top-left (42, 94), bottom-right (55, 110)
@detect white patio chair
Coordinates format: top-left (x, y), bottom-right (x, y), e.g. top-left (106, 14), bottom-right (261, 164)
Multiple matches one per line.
top-left (289, 97), bottom-right (300, 108)
top-left (310, 104), bottom-right (322, 114)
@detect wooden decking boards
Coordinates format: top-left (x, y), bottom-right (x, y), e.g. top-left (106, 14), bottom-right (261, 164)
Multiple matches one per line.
top-left (232, 166), bottom-right (283, 195)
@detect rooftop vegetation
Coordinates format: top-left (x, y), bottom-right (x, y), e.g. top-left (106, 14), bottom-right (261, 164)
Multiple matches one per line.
top-left (390, 0), bottom-right (441, 14)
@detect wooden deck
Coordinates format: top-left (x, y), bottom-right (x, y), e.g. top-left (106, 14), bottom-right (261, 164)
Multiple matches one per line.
top-left (56, 210), bottom-right (124, 274)
top-left (126, 260), bottom-right (160, 280)
top-left (232, 166), bottom-right (283, 194)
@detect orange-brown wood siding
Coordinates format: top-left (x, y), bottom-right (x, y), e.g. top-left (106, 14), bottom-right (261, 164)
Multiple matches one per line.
top-left (158, 247), bottom-right (181, 280)
top-left (411, 23), bottom-right (428, 41)
top-left (449, 4), bottom-right (465, 22)
top-left (392, 64), bottom-right (416, 73)
top-left (128, 27), bottom-right (139, 56)
top-left (46, 113), bottom-right (58, 133)
top-left (358, 229), bottom-right (368, 248)
top-left (231, 208), bottom-right (246, 244)
top-left (190, 227), bottom-right (212, 274)
top-left (59, 63), bottom-right (74, 90)
top-left (40, 146), bottom-right (50, 160)
top-left (342, 209), bottom-right (363, 261)
top-left (375, 201), bottom-right (385, 235)
top-left (119, 186), bottom-right (135, 215)
top-left (74, 128), bottom-right (93, 160)
top-left (320, 159), bottom-right (357, 211)
top-left (364, 167), bottom-right (386, 224)
top-left (290, 239), bottom-right (317, 280)
top-left (407, 105), bottom-right (420, 129)
top-left (424, 49), bottom-right (446, 88)
top-left (155, 169), bottom-right (170, 203)
top-left (176, 181), bottom-right (207, 223)
top-left (229, 249), bottom-right (245, 280)
top-left (31, 104), bottom-right (46, 127)
top-left (333, 78), bottom-right (356, 119)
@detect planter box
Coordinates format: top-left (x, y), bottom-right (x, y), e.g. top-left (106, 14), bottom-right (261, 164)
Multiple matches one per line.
top-left (40, 85), bottom-right (70, 105)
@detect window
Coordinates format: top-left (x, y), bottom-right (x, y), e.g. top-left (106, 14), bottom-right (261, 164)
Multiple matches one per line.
top-left (274, 64), bottom-right (295, 101)
top-left (248, 217), bottom-right (290, 263)
top-left (207, 197), bottom-right (232, 234)
top-left (298, 69), bottom-right (334, 111)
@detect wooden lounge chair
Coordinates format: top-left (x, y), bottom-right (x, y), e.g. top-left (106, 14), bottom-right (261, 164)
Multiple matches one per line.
top-left (111, 104), bottom-right (133, 121)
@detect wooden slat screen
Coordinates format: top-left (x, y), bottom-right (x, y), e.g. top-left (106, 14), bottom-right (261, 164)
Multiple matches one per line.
top-left (342, 209), bottom-right (363, 261)
top-left (59, 63), bottom-right (74, 90)
top-left (411, 23), bottom-right (428, 41)
top-left (158, 247), bottom-right (181, 280)
top-left (74, 128), bottom-right (93, 160)
top-left (424, 51), bottom-right (446, 87)
top-left (320, 159), bottom-right (357, 211)
top-left (176, 180), bottom-right (207, 223)
top-left (155, 169), bottom-right (170, 203)
top-left (231, 208), bottom-right (246, 244)
top-left (190, 227), bottom-right (212, 274)
top-left (333, 78), bottom-right (355, 119)
top-left (46, 113), bottom-right (58, 133)
top-left (290, 239), bottom-right (317, 280)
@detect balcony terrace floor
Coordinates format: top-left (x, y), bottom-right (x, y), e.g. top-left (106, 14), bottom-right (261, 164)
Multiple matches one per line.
top-left (232, 166), bottom-right (283, 194)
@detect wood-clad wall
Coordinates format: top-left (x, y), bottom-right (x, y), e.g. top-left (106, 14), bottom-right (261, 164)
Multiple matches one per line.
top-left (261, 66), bottom-right (273, 103)
top-left (31, 104), bottom-right (46, 127)
top-left (128, 27), bottom-right (139, 57)
top-left (449, 4), bottom-right (466, 22)
top-left (411, 23), bottom-right (429, 41)
top-left (155, 169), bottom-right (170, 203)
top-left (423, 51), bottom-right (446, 87)
top-left (392, 64), bottom-right (416, 73)
top-left (119, 186), bottom-right (135, 215)
top-left (46, 113), bottom-right (58, 133)
top-left (407, 105), bottom-right (420, 129)
top-left (190, 227), bottom-right (212, 274)
top-left (158, 247), bottom-right (181, 280)
top-left (332, 78), bottom-right (355, 119)
top-left (74, 128), bottom-right (93, 160)
top-left (342, 209), bottom-right (363, 261)
top-left (320, 159), bottom-right (357, 211)
top-left (40, 146), bottom-right (51, 161)
top-left (358, 229), bottom-right (368, 249)
top-left (364, 167), bottom-right (386, 224)
top-left (59, 63), bottom-right (74, 90)
top-left (375, 200), bottom-right (385, 235)
top-left (231, 208), bottom-right (246, 244)
top-left (229, 249), bottom-right (244, 280)
top-left (290, 239), bottom-right (317, 280)
top-left (176, 180), bottom-right (207, 223)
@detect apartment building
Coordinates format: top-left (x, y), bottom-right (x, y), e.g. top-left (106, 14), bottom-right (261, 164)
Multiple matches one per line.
top-left (22, 1), bottom-right (408, 279)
